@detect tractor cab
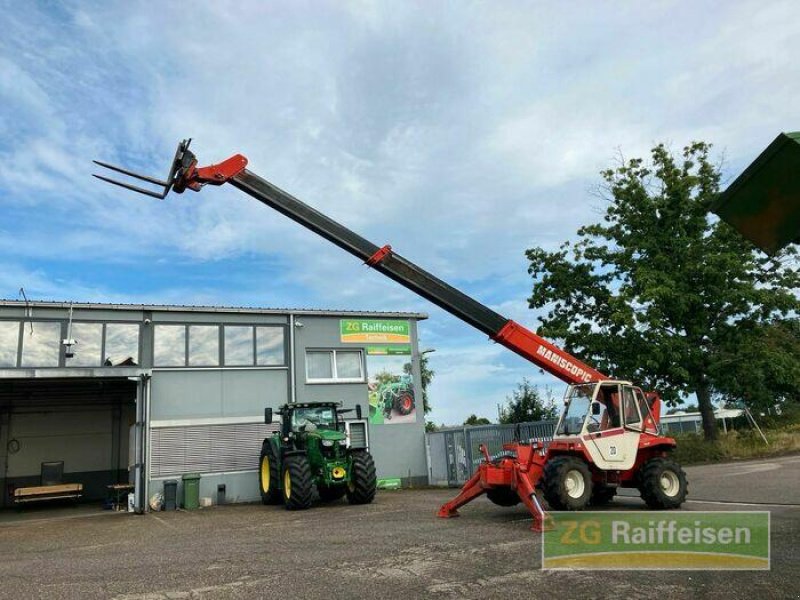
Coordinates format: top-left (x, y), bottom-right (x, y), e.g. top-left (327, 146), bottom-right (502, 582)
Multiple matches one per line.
top-left (551, 380), bottom-right (661, 471)
top-left (285, 403), bottom-right (341, 433)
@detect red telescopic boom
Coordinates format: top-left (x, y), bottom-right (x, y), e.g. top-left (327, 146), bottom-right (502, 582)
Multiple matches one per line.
top-left (93, 140), bottom-right (605, 386)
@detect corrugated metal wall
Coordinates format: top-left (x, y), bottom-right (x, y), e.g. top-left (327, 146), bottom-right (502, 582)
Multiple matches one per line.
top-left (150, 422), bottom-right (278, 477)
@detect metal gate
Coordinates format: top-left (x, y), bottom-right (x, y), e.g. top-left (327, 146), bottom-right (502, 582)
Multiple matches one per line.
top-left (426, 420), bottom-right (557, 487)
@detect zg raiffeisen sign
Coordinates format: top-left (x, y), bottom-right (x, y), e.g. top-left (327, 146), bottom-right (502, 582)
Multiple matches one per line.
top-left (340, 319), bottom-right (410, 344)
top-left (543, 512), bottom-right (770, 570)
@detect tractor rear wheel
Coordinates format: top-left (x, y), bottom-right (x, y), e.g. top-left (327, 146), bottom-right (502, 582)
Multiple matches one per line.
top-left (486, 487), bottom-right (521, 507)
top-left (638, 457), bottom-right (688, 509)
top-left (393, 392), bottom-right (415, 416)
top-left (590, 484), bottom-right (617, 506)
top-left (542, 456), bottom-right (592, 511)
top-left (282, 455), bottom-right (315, 510)
top-left (258, 443), bottom-right (282, 505)
top-left (318, 484), bottom-right (347, 503)
top-left (347, 451), bottom-right (377, 505)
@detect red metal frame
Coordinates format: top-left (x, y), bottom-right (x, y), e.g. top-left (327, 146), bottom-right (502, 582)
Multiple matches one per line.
top-left (176, 154), bottom-right (248, 192)
top-left (365, 244), bottom-right (393, 267)
top-left (437, 443), bottom-right (552, 532)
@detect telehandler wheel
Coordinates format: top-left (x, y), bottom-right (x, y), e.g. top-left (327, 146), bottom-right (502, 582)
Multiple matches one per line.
top-left (282, 455), bottom-right (316, 510)
top-left (258, 443), bottom-right (282, 505)
top-left (393, 392), bottom-right (415, 416)
top-left (486, 487), bottom-right (521, 507)
top-left (638, 457), bottom-right (688, 509)
top-left (347, 451), bottom-right (377, 505)
top-left (590, 484), bottom-right (617, 506)
top-left (318, 484), bottom-right (347, 503)
top-left (542, 456), bottom-right (592, 511)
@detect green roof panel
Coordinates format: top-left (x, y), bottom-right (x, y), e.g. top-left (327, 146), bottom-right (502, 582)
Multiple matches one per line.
top-left (712, 131), bottom-right (800, 254)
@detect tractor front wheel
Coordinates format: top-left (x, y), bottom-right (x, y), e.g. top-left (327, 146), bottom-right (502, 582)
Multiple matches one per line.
top-left (282, 455), bottom-right (315, 510)
top-left (347, 451), bottom-right (377, 505)
top-left (638, 457), bottom-right (688, 509)
top-left (542, 456), bottom-right (592, 511)
top-left (259, 443), bottom-right (282, 505)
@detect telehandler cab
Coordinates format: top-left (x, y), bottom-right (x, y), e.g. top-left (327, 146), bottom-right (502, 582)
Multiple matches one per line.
top-left (260, 402), bottom-right (377, 510)
top-left (93, 139), bottom-right (688, 530)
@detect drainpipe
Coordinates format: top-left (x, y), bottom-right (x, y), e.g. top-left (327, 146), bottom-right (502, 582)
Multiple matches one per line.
top-left (289, 314), bottom-right (297, 405)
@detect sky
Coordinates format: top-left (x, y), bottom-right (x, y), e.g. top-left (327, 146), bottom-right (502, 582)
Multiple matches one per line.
top-left (1, 1), bottom-right (798, 425)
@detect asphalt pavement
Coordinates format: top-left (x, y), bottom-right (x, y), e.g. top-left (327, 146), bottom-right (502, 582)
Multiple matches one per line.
top-left (0, 455), bottom-right (798, 599)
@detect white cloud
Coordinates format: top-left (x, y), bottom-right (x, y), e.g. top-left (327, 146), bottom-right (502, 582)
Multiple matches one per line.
top-left (1, 1), bottom-right (799, 423)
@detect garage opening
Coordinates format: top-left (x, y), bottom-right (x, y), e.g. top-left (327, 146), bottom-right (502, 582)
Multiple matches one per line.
top-left (0, 377), bottom-right (139, 511)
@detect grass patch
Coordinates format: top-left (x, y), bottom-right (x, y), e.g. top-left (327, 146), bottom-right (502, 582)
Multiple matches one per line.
top-left (672, 428), bottom-right (800, 465)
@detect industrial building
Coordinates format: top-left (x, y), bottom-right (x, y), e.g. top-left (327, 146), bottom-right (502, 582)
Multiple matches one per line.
top-left (0, 300), bottom-right (427, 512)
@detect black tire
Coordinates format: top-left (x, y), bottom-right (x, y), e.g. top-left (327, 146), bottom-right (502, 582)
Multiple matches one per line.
top-left (486, 487), bottom-right (520, 507)
top-left (258, 442), bottom-right (282, 505)
top-left (347, 451), bottom-right (377, 505)
top-left (282, 454), bottom-right (315, 510)
top-left (318, 484), bottom-right (347, 503)
top-left (638, 457), bottom-right (688, 509)
top-left (590, 485), bottom-right (617, 506)
top-left (542, 456), bottom-right (593, 511)
top-left (393, 391), bottom-right (415, 416)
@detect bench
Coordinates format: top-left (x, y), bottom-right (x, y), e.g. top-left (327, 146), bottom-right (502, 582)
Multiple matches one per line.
top-left (13, 483), bottom-right (83, 504)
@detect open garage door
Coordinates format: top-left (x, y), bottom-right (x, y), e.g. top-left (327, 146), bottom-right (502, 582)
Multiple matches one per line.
top-left (0, 376), bottom-right (146, 511)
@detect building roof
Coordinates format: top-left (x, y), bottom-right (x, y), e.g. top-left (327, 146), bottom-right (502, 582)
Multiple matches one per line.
top-left (0, 299), bottom-right (427, 320)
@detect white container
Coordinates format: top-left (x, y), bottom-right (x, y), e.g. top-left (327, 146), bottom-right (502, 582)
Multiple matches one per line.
top-left (200, 497), bottom-right (213, 508)
top-left (127, 493), bottom-right (135, 513)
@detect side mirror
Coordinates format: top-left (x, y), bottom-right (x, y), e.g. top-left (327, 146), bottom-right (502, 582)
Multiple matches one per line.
top-left (591, 402), bottom-right (601, 416)
top-left (356, 404), bottom-right (363, 420)
top-left (264, 407), bottom-right (273, 424)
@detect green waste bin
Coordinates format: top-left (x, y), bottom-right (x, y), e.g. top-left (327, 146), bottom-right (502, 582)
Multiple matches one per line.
top-left (182, 473), bottom-right (201, 510)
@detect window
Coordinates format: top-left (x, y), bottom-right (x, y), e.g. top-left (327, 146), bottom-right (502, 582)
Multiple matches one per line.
top-left (0, 321), bottom-right (19, 367)
top-left (225, 326), bottom-right (254, 366)
top-left (104, 323), bottom-right (140, 366)
top-left (307, 351), bottom-right (333, 379)
top-left (256, 326), bottom-right (285, 366)
top-left (189, 325), bottom-right (219, 367)
top-left (335, 351), bottom-right (363, 379)
top-left (305, 349), bottom-right (364, 383)
top-left (67, 322), bottom-right (103, 367)
top-left (154, 325), bottom-right (186, 367)
top-left (635, 389), bottom-right (659, 433)
top-left (622, 386), bottom-right (641, 429)
top-left (21, 321), bottom-right (61, 367)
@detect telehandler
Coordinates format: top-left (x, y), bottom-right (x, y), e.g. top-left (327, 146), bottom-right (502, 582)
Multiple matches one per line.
top-left (94, 139), bottom-right (688, 530)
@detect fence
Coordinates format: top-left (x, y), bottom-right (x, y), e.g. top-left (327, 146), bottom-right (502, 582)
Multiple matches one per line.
top-left (426, 420), bottom-right (557, 487)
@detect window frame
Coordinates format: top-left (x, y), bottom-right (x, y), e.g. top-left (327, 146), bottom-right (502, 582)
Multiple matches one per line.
top-left (305, 348), bottom-right (365, 384)
top-left (153, 322), bottom-right (288, 369)
top-left (0, 320), bottom-right (22, 368)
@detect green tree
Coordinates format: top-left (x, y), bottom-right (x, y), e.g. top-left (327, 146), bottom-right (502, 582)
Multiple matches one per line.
top-left (526, 142), bottom-right (799, 440)
top-left (404, 353), bottom-right (434, 414)
top-left (711, 318), bottom-right (800, 412)
top-left (499, 378), bottom-right (558, 424)
top-left (463, 414), bottom-right (492, 426)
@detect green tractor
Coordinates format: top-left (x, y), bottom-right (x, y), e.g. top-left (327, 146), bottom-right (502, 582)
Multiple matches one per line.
top-left (259, 402), bottom-right (377, 510)
top-left (377, 374), bottom-right (416, 420)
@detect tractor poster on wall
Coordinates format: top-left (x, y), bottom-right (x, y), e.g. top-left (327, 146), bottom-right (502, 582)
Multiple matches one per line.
top-left (340, 319), bottom-right (418, 425)
top-left (366, 345), bottom-right (417, 425)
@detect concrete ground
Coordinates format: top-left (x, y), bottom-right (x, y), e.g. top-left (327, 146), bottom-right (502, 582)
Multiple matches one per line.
top-left (1, 455), bottom-right (798, 600)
